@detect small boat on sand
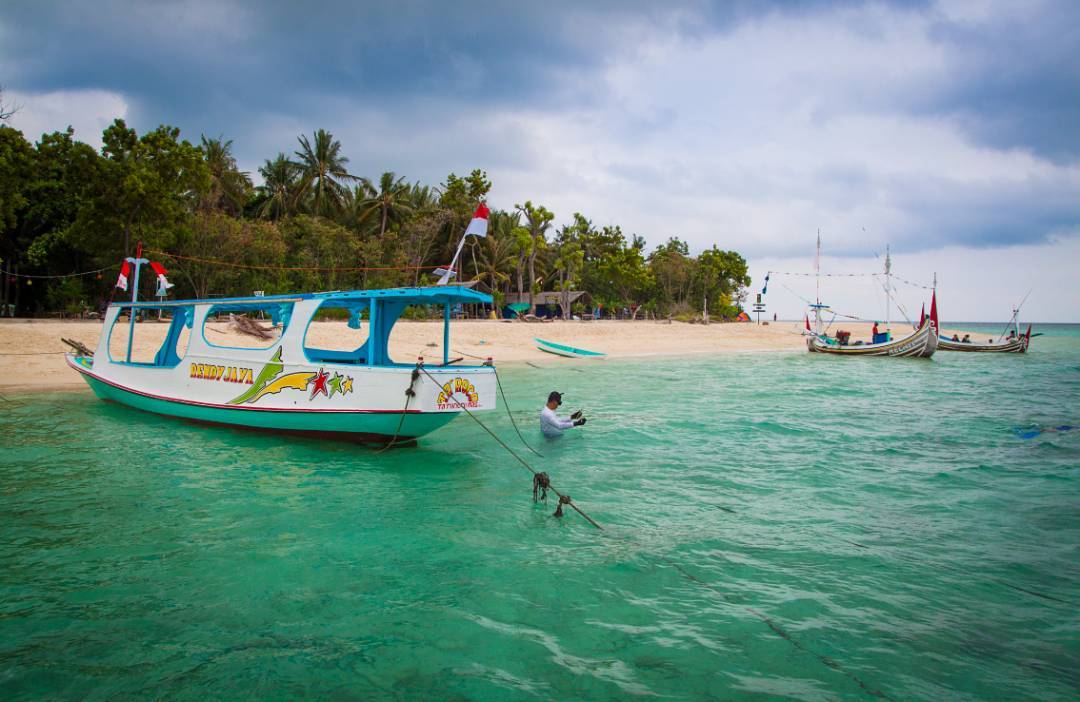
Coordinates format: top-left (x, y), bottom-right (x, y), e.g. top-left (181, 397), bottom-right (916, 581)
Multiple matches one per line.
top-left (534, 338), bottom-right (606, 359)
top-left (66, 287), bottom-right (497, 443)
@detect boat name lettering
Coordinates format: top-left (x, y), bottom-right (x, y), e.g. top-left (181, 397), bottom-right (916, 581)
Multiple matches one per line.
top-left (437, 377), bottom-right (479, 409)
top-left (190, 363), bottom-right (254, 384)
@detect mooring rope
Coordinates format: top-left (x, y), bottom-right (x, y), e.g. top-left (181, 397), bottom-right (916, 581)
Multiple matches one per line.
top-left (1, 265), bottom-right (116, 279)
top-left (492, 367), bottom-right (544, 458)
top-left (376, 364), bottom-right (421, 453)
top-left (414, 364), bottom-right (602, 529)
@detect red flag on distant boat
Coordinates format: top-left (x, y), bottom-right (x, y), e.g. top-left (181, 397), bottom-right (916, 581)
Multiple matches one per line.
top-left (464, 202), bottom-right (490, 238)
top-left (805, 314), bottom-right (811, 331)
top-left (919, 303), bottom-right (926, 328)
top-left (929, 291), bottom-right (939, 329)
top-left (149, 261), bottom-right (174, 295)
top-left (115, 261), bottom-right (130, 291)
top-left (1025, 323), bottom-right (1032, 341)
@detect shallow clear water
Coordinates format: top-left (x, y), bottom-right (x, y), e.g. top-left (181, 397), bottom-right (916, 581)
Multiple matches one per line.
top-left (2, 325), bottom-right (1078, 700)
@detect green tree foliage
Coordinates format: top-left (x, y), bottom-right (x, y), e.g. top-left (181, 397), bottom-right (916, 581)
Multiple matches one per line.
top-left (198, 136), bottom-right (252, 216)
top-left (355, 172), bottom-right (413, 238)
top-left (294, 129), bottom-right (356, 217)
top-left (0, 126), bottom-right (34, 237)
top-left (514, 200), bottom-right (554, 313)
top-left (2, 120), bottom-right (752, 319)
top-left (255, 153), bottom-right (299, 221)
top-left (72, 119), bottom-right (210, 259)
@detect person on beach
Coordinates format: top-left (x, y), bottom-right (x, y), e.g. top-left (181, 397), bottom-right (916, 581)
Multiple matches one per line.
top-left (540, 391), bottom-right (585, 438)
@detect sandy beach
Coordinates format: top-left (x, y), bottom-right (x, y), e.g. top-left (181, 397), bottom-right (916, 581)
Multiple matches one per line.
top-left (1, 317), bottom-right (923, 393)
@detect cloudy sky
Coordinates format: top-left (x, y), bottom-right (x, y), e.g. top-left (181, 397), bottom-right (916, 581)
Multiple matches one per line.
top-left (3, 0), bottom-right (1078, 321)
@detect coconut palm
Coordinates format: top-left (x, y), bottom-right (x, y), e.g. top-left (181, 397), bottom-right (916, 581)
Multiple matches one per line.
top-left (256, 153), bottom-right (299, 220)
top-left (198, 136), bottom-right (252, 215)
top-left (475, 221), bottom-right (515, 299)
top-left (294, 129), bottom-right (357, 217)
top-left (355, 171), bottom-right (414, 237)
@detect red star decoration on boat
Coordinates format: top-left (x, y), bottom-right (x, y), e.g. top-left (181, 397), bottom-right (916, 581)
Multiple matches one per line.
top-left (309, 368), bottom-right (330, 399)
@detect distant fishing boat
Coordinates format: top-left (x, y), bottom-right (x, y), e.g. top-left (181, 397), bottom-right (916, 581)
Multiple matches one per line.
top-left (534, 337), bottom-right (606, 359)
top-left (66, 286), bottom-right (497, 444)
top-left (938, 332), bottom-right (1030, 353)
top-left (804, 235), bottom-right (938, 358)
top-left (938, 294), bottom-right (1033, 353)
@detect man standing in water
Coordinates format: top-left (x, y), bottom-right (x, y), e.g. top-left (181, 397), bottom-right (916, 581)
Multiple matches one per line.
top-left (540, 391), bottom-right (586, 438)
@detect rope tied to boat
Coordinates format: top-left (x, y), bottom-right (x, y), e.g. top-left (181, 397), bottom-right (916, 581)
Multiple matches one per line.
top-left (376, 360), bottom-right (422, 453)
top-left (553, 493), bottom-right (572, 518)
top-left (413, 364), bottom-right (602, 529)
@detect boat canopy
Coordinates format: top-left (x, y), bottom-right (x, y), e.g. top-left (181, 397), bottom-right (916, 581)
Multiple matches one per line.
top-left (113, 286), bottom-right (492, 309)
top-left (110, 286), bottom-right (493, 367)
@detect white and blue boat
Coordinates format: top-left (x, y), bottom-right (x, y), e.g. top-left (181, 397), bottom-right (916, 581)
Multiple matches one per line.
top-left (66, 287), bottom-right (497, 443)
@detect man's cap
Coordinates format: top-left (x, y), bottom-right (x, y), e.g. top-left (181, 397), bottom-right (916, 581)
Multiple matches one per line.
top-left (548, 391), bottom-right (563, 404)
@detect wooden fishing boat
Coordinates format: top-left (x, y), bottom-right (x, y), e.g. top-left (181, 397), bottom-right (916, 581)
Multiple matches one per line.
top-left (939, 326), bottom-right (1031, 353)
top-left (65, 287), bottom-right (497, 443)
top-left (803, 235), bottom-right (938, 358)
top-left (534, 337), bottom-right (606, 359)
top-left (808, 316), bottom-right (938, 357)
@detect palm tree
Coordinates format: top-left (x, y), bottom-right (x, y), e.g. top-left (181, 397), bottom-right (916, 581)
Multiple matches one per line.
top-left (198, 136), bottom-right (253, 215)
top-left (355, 171), bottom-right (414, 237)
top-left (294, 129), bottom-right (357, 217)
top-left (256, 153), bottom-right (299, 220)
top-left (475, 227), bottom-right (514, 302)
top-left (515, 201), bottom-right (554, 314)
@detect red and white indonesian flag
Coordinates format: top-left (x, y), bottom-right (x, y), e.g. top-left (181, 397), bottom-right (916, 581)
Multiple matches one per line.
top-left (115, 261), bottom-right (131, 291)
top-left (149, 261), bottom-right (174, 294)
top-left (464, 202), bottom-right (489, 237)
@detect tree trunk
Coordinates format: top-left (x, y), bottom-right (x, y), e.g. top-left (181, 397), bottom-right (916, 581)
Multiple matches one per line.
top-left (528, 240), bottom-right (537, 314)
top-left (516, 256), bottom-right (524, 302)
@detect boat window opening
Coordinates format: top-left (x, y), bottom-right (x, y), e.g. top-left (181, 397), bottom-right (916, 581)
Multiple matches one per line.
top-left (303, 300), bottom-right (371, 365)
top-left (107, 305), bottom-right (193, 366)
top-left (203, 303), bottom-right (292, 350)
top-left (386, 304), bottom-right (450, 366)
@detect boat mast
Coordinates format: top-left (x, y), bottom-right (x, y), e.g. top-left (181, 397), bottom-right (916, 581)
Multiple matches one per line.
top-left (814, 229), bottom-right (822, 334)
top-left (884, 244), bottom-right (891, 332)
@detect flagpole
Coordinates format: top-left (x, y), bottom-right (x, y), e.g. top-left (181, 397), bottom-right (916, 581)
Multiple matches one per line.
top-left (125, 242), bottom-right (149, 363)
top-left (437, 234), bottom-right (469, 286)
top-left (814, 230), bottom-right (821, 334)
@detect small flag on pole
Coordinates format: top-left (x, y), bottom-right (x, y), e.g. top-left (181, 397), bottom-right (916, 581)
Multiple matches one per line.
top-left (929, 291), bottom-right (939, 329)
top-left (115, 261), bottom-right (131, 291)
top-left (464, 202), bottom-right (490, 238)
top-left (805, 314), bottom-right (811, 332)
top-left (149, 261), bottom-right (174, 296)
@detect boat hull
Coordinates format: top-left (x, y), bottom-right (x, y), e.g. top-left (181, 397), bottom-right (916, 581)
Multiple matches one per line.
top-left (68, 355), bottom-right (487, 443)
top-left (807, 320), bottom-right (938, 357)
top-left (534, 337), bottom-right (606, 359)
top-left (938, 337), bottom-right (1028, 353)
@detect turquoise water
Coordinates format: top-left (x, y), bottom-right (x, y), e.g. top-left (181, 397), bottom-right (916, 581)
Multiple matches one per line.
top-left (2, 326), bottom-right (1078, 700)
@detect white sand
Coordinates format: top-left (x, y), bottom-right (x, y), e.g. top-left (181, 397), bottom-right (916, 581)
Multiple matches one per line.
top-left (1, 317), bottom-right (930, 393)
